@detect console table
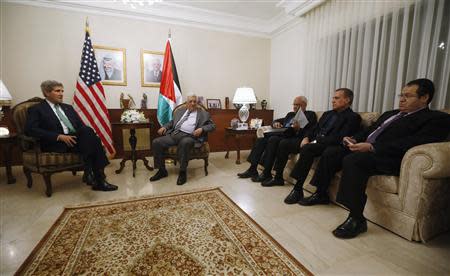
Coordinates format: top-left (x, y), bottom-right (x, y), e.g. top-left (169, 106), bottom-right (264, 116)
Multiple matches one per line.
top-left (112, 122), bottom-right (154, 177)
top-left (224, 127), bottom-right (257, 164)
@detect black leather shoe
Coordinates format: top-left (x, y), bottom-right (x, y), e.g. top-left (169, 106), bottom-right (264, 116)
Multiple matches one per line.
top-left (237, 168), bottom-right (258, 178)
top-left (82, 169), bottom-right (96, 186)
top-left (251, 173), bottom-right (272, 183)
top-left (177, 171), bottom-right (187, 185)
top-left (92, 179), bottom-right (118, 191)
top-left (261, 177), bottom-right (284, 187)
top-left (332, 216), bottom-right (367, 239)
top-left (284, 189), bottom-right (304, 204)
top-left (150, 169), bottom-right (168, 182)
top-left (298, 192), bottom-right (330, 206)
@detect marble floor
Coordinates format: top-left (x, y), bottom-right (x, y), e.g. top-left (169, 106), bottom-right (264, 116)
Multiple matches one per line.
top-left (1, 151), bottom-right (450, 275)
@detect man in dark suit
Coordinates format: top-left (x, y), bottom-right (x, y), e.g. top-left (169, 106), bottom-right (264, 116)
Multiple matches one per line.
top-left (25, 80), bottom-right (117, 191)
top-left (283, 88), bottom-right (361, 203)
top-left (145, 58), bottom-right (162, 83)
top-left (238, 96), bottom-right (317, 184)
top-left (306, 79), bottom-right (450, 239)
top-left (150, 94), bottom-right (216, 185)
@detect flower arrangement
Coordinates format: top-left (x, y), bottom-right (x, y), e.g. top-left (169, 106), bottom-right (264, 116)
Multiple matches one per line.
top-left (120, 109), bottom-right (148, 123)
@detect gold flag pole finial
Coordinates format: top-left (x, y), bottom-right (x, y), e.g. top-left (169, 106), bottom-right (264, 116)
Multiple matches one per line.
top-left (85, 17), bottom-right (89, 31)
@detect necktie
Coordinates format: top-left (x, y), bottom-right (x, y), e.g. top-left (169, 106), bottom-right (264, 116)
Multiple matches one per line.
top-left (366, 112), bottom-right (406, 143)
top-left (55, 105), bottom-right (76, 134)
top-left (173, 110), bottom-right (191, 134)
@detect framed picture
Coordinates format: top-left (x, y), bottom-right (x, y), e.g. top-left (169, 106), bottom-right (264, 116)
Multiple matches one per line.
top-left (141, 50), bottom-right (164, 87)
top-left (207, 99), bottom-right (221, 109)
top-left (93, 45), bottom-right (127, 86)
top-left (250, 118), bottom-right (263, 129)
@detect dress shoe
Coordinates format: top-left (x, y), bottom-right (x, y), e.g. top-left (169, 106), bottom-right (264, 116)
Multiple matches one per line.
top-left (237, 168), bottom-right (258, 178)
top-left (92, 179), bottom-right (118, 191)
top-left (251, 173), bottom-right (272, 183)
top-left (284, 189), bottom-right (304, 204)
top-left (82, 169), bottom-right (96, 186)
top-left (261, 177), bottom-right (284, 187)
top-left (298, 192), bottom-right (330, 206)
top-left (177, 171), bottom-right (187, 185)
top-left (332, 216), bottom-right (367, 239)
top-left (150, 169), bottom-right (168, 182)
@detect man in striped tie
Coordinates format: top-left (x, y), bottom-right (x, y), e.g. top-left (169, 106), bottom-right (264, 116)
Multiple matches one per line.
top-left (295, 78), bottom-right (450, 239)
top-left (150, 94), bottom-right (216, 185)
top-left (25, 80), bottom-right (117, 192)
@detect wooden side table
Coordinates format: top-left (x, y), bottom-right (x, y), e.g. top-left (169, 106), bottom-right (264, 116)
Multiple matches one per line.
top-left (112, 122), bottom-right (154, 177)
top-left (0, 133), bottom-right (17, 184)
top-left (224, 127), bottom-right (257, 164)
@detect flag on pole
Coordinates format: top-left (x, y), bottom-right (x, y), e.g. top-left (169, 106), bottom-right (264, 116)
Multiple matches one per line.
top-left (157, 39), bottom-right (182, 126)
top-left (73, 21), bottom-right (115, 157)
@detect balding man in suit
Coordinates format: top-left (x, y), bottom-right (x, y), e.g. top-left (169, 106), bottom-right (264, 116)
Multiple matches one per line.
top-left (150, 94), bottom-right (216, 185)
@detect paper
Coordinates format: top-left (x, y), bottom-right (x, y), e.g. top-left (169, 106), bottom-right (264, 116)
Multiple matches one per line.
top-left (293, 109), bottom-right (309, 128)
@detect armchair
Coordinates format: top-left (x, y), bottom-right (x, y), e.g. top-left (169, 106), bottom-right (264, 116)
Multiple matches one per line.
top-left (164, 103), bottom-right (210, 175)
top-left (11, 97), bottom-right (84, 197)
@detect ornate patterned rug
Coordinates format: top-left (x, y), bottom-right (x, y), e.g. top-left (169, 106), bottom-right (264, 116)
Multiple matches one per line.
top-left (17, 188), bottom-right (312, 275)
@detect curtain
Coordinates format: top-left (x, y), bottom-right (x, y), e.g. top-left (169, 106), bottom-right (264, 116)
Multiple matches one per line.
top-left (301, 0), bottom-right (450, 112)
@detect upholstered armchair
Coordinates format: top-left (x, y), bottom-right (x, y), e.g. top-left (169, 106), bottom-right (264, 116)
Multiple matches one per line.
top-left (11, 97), bottom-right (84, 197)
top-left (164, 103), bottom-right (211, 175)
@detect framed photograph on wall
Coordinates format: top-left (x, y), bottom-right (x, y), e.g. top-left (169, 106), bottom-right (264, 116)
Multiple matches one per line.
top-left (93, 45), bottom-right (127, 86)
top-left (207, 99), bottom-right (222, 109)
top-left (141, 50), bottom-right (164, 87)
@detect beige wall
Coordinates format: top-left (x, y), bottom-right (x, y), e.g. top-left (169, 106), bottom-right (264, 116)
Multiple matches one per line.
top-left (0, 3), bottom-right (270, 109)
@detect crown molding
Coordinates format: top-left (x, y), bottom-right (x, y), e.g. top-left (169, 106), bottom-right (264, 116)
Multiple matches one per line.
top-left (4, 0), bottom-right (325, 38)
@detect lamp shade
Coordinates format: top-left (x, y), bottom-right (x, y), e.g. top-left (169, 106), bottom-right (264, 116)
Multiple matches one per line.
top-left (0, 80), bottom-right (12, 105)
top-left (232, 87), bottom-right (256, 104)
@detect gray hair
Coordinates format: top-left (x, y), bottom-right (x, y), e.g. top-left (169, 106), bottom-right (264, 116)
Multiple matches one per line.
top-left (185, 93), bottom-right (197, 100)
top-left (41, 80), bottom-right (63, 96)
top-left (298, 96), bottom-right (308, 105)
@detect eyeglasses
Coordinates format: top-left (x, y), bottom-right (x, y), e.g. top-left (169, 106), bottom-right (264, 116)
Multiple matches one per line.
top-left (397, 93), bottom-right (419, 99)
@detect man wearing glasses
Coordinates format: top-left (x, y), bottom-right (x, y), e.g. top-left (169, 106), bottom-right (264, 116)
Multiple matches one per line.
top-left (298, 78), bottom-right (450, 239)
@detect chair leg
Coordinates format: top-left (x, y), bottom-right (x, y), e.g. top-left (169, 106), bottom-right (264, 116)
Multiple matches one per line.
top-left (72, 170), bottom-right (77, 176)
top-left (23, 167), bottom-right (33, 188)
top-left (42, 173), bottom-right (53, 197)
top-left (204, 158), bottom-right (208, 176)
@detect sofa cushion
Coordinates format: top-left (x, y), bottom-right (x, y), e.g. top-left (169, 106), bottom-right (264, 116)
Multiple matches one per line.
top-left (368, 175), bottom-right (399, 194)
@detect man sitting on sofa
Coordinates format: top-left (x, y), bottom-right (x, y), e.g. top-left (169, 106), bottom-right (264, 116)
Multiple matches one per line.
top-left (282, 88), bottom-right (361, 202)
top-left (237, 96), bottom-right (317, 183)
top-left (301, 78), bottom-right (450, 239)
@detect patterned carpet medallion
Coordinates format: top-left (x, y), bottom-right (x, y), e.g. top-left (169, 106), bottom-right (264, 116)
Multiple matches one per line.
top-left (17, 188), bottom-right (312, 275)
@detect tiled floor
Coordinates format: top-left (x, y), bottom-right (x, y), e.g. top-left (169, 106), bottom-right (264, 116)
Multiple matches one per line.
top-left (1, 151), bottom-right (450, 275)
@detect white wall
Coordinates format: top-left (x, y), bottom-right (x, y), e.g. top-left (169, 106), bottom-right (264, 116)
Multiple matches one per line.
top-left (0, 3), bottom-right (270, 108)
top-left (269, 21), bottom-right (309, 119)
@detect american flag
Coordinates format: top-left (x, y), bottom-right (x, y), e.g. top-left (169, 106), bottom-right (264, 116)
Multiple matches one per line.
top-left (73, 26), bottom-right (115, 157)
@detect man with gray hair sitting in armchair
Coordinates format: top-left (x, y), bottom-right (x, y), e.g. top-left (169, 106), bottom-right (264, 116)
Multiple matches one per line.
top-left (150, 94), bottom-right (216, 185)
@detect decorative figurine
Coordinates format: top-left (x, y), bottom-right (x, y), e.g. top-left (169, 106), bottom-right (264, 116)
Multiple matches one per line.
top-left (261, 99), bottom-right (267, 110)
top-left (141, 93), bottom-right (148, 109)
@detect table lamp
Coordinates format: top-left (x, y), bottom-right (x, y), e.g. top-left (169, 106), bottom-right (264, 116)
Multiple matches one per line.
top-left (232, 87), bottom-right (256, 129)
top-left (0, 80), bottom-right (13, 136)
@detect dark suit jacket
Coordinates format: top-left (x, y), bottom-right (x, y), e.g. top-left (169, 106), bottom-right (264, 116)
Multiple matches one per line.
top-left (307, 107), bottom-right (361, 146)
top-left (145, 70), bottom-right (162, 82)
top-left (164, 106), bottom-right (216, 145)
top-left (353, 108), bottom-right (450, 174)
top-left (25, 101), bottom-right (85, 152)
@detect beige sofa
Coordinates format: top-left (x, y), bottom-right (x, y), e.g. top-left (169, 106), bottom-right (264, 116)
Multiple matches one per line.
top-left (281, 111), bottom-right (450, 242)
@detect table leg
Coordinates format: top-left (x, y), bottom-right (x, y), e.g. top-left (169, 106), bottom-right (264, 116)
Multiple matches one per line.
top-left (141, 156), bottom-right (154, 171)
top-left (115, 158), bottom-right (127, 174)
top-left (235, 134), bottom-right (241, 164)
top-left (129, 128), bottom-right (137, 177)
top-left (4, 145), bottom-right (16, 184)
top-left (224, 133), bottom-right (230, 159)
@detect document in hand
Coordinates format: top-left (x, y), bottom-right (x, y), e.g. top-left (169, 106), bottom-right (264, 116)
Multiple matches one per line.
top-left (293, 109), bottom-right (309, 128)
